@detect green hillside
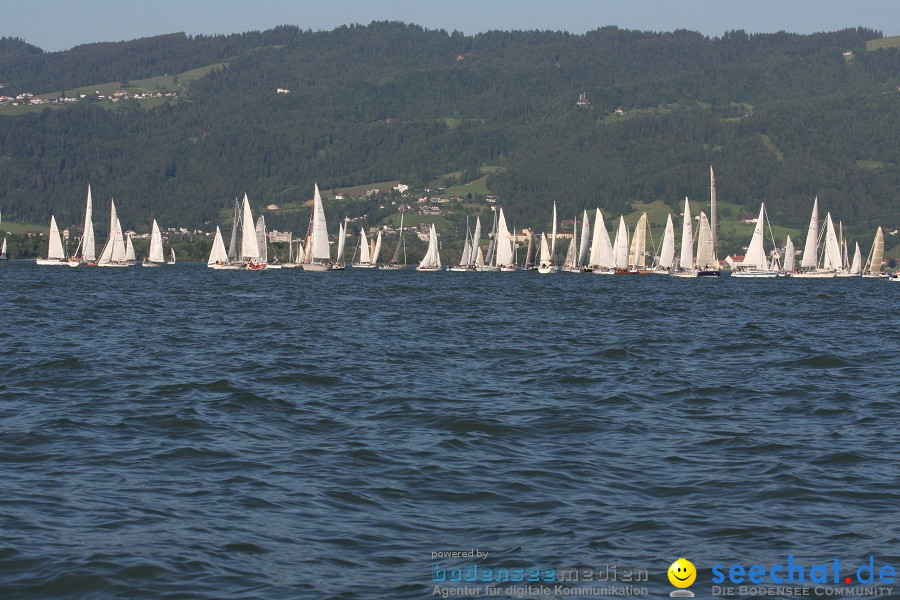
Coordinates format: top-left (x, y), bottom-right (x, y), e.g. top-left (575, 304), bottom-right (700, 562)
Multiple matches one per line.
top-left (0, 24), bottom-right (897, 260)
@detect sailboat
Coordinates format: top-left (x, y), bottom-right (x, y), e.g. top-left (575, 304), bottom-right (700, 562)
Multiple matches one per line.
top-left (625, 213), bottom-right (649, 274)
top-left (538, 202), bottom-right (558, 274)
top-left (352, 227), bottom-right (375, 268)
top-left (695, 212), bottom-right (718, 276)
top-left (382, 211), bottom-right (407, 270)
top-left (781, 235), bottom-right (795, 276)
top-left (449, 216), bottom-right (475, 272)
top-left (793, 197), bottom-right (837, 278)
top-left (651, 214), bottom-right (675, 274)
top-left (167, 248), bottom-right (177, 265)
top-left (97, 199), bottom-right (129, 267)
top-left (255, 215), bottom-right (280, 269)
top-left (732, 203), bottom-right (781, 277)
top-left (612, 216), bottom-right (630, 274)
top-left (671, 197), bottom-right (697, 278)
top-left (37, 215), bottom-right (74, 266)
top-left (523, 230), bottom-right (537, 271)
top-left (207, 226), bottom-right (228, 268)
top-left (416, 223), bottom-right (441, 271)
top-left (0, 237), bottom-right (6, 264)
top-left (302, 184), bottom-right (331, 271)
top-left (496, 207), bottom-right (516, 271)
top-left (74, 185), bottom-right (97, 266)
top-left (588, 209), bottom-right (616, 275)
top-left (562, 213), bottom-right (581, 273)
top-left (124, 233), bottom-right (136, 265)
top-left (332, 218), bottom-right (348, 270)
top-left (480, 207), bottom-right (500, 272)
top-left (144, 219), bottom-right (165, 267)
top-left (577, 210), bottom-right (591, 272)
top-left (371, 230), bottom-right (382, 268)
top-left (862, 227), bottom-right (886, 278)
top-left (836, 230), bottom-right (862, 278)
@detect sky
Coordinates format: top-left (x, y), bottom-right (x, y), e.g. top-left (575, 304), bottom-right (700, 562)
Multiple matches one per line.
top-left (4, 0), bottom-right (899, 52)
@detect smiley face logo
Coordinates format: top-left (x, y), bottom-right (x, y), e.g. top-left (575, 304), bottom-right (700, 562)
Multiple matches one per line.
top-left (668, 558), bottom-right (696, 588)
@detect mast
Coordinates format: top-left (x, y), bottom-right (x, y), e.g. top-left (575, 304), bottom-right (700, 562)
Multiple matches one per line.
top-left (680, 197), bottom-right (693, 270)
top-left (550, 202), bottom-right (557, 266)
top-left (710, 165), bottom-right (718, 263)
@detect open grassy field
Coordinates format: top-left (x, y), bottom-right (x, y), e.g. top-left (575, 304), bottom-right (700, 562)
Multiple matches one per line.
top-left (866, 35), bottom-right (900, 51)
top-left (0, 221), bottom-right (50, 234)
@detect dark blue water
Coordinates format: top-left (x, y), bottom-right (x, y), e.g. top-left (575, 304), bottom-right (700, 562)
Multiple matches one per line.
top-left (1, 262), bottom-right (898, 599)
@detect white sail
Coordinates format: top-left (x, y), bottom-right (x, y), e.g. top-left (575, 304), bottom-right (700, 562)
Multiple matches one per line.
top-left (469, 217), bottom-right (484, 266)
top-left (459, 230), bottom-right (472, 266)
top-left (255, 215), bottom-right (268, 263)
top-left (372, 230), bottom-right (382, 264)
top-left (48, 215), bottom-right (65, 260)
top-left (208, 227), bottom-right (228, 265)
top-left (821, 213), bottom-right (841, 270)
top-left (359, 228), bottom-right (371, 263)
top-left (550, 202), bottom-right (557, 265)
top-left (124, 233), bottom-right (136, 262)
top-left (0, 238), bottom-right (6, 259)
top-left (99, 199), bottom-right (123, 264)
top-left (240, 194), bottom-right (259, 260)
top-left (539, 233), bottom-right (551, 263)
top-left (865, 227), bottom-right (884, 274)
top-left (628, 213), bottom-right (647, 268)
top-left (418, 223), bottom-right (441, 269)
top-left (169, 248), bottom-right (176, 264)
top-left (227, 199), bottom-right (239, 261)
top-left (613, 216), bottom-right (629, 269)
top-left (680, 197), bottom-right (693, 269)
top-left (475, 245), bottom-right (485, 268)
top-left (784, 235), bottom-right (795, 272)
top-left (658, 214), bottom-right (675, 269)
top-left (850, 242), bottom-right (862, 275)
top-left (336, 218), bottom-right (348, 264)
top-left (742, 204), bottom-right (768, 269)
top-left (82, 185), bottom-right (96, 261)
top-left (588, 209), bottom-right (603, 266)
top-left (578, 210), bottom-right (590, 266)
top-left (696, 212), bottom-right (715, 269)
top-left (563, 217), bottom-right (578, 270)
top-left (310, 184), bottom-right (330, 261)
top-left (800, 197), bottom-right (819, 269)
top-left (149, 220), bottom-right (164, 263)
top-left (496, 208), bottom-right (513, 266)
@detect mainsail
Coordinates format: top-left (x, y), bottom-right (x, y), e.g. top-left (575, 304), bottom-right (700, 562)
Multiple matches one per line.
top-left (680, 197), bottom-right (693, 270)
top-left (48, 215), bottom-right (65, 260)
top-left (149, 219), bottom-right (165, 263)
top-left (658, 214), bottom-right (675, 269)
top-left (208, 227), bottom-right (228, 265)
top-left (800, 197), bottom-right (819, 269)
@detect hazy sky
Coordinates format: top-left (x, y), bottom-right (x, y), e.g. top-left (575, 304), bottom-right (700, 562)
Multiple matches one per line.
top-left (5, 0), bottom-right (899, 52)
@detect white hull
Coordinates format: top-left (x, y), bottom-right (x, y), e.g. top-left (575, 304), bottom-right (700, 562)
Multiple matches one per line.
top-left (142, 261), bottom-right (162, 268)
top-left (537, 265), bottom-right (557, 274)
top-left (415, 266), bottom-right (442, 272)
top-left (499, 265), bottom-right (517, 272)
top-left (351, 262), bottom-right (377, 269)
top-left (211, 263), bottom-right (244, 270)
top-left (302, 262), bottom-right (331, 272)
top-left (280, 263), bottom-right (301, 269)
top-left (889, 274), bottom-right (899, 282)
top-left (670, 270), bottom-right (697, 278)
top-left (97, 261), bottom-right (130, 268)
top-left (861, 273), bottom-right (888, 279)
top-left (591, 267), bottom-right (616, 275)
top-left (36, 258), bottom-right (71, 266)
top-left (793, 270), bottom-right (837, 278)
top-left (478, 265), bottom-right (500, 272)
top-left (448, 265), bottom-right (476, 272)
top-left (731, 270), bottom-right (780, 278)
top-left (381, 264), bottom-right (405, 270)
top-left (835, 272), bottom-right (860, 278)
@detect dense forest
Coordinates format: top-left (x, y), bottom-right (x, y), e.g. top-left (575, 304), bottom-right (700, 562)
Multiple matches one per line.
top-left (0, 23), bottom-right (897, 255)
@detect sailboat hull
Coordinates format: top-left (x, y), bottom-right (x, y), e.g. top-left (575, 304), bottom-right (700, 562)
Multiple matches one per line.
top-left (351, 263), bottom-right (377, 269)
top-left (732, 270), bottom-right (780, 278)
top-left (381, 264), bottom-right (405, 270)
top-left (142, 261), bottom-right (162, 268)
top-left (302, 262), bottom-right (331, 272)
top-left (793, 271), bottom-right (836, 278)
top-left (36, 259), bottom-right (71, 266)
top-left (415, 266), bottom-right (442, 272)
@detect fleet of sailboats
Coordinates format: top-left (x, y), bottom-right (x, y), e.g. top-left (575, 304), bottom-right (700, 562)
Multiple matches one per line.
top-left (9, 171), bottom-right (896, 279)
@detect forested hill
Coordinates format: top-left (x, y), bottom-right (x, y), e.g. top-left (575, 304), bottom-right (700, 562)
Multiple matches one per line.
top-left (0, 23), bottom-right (897, 241)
